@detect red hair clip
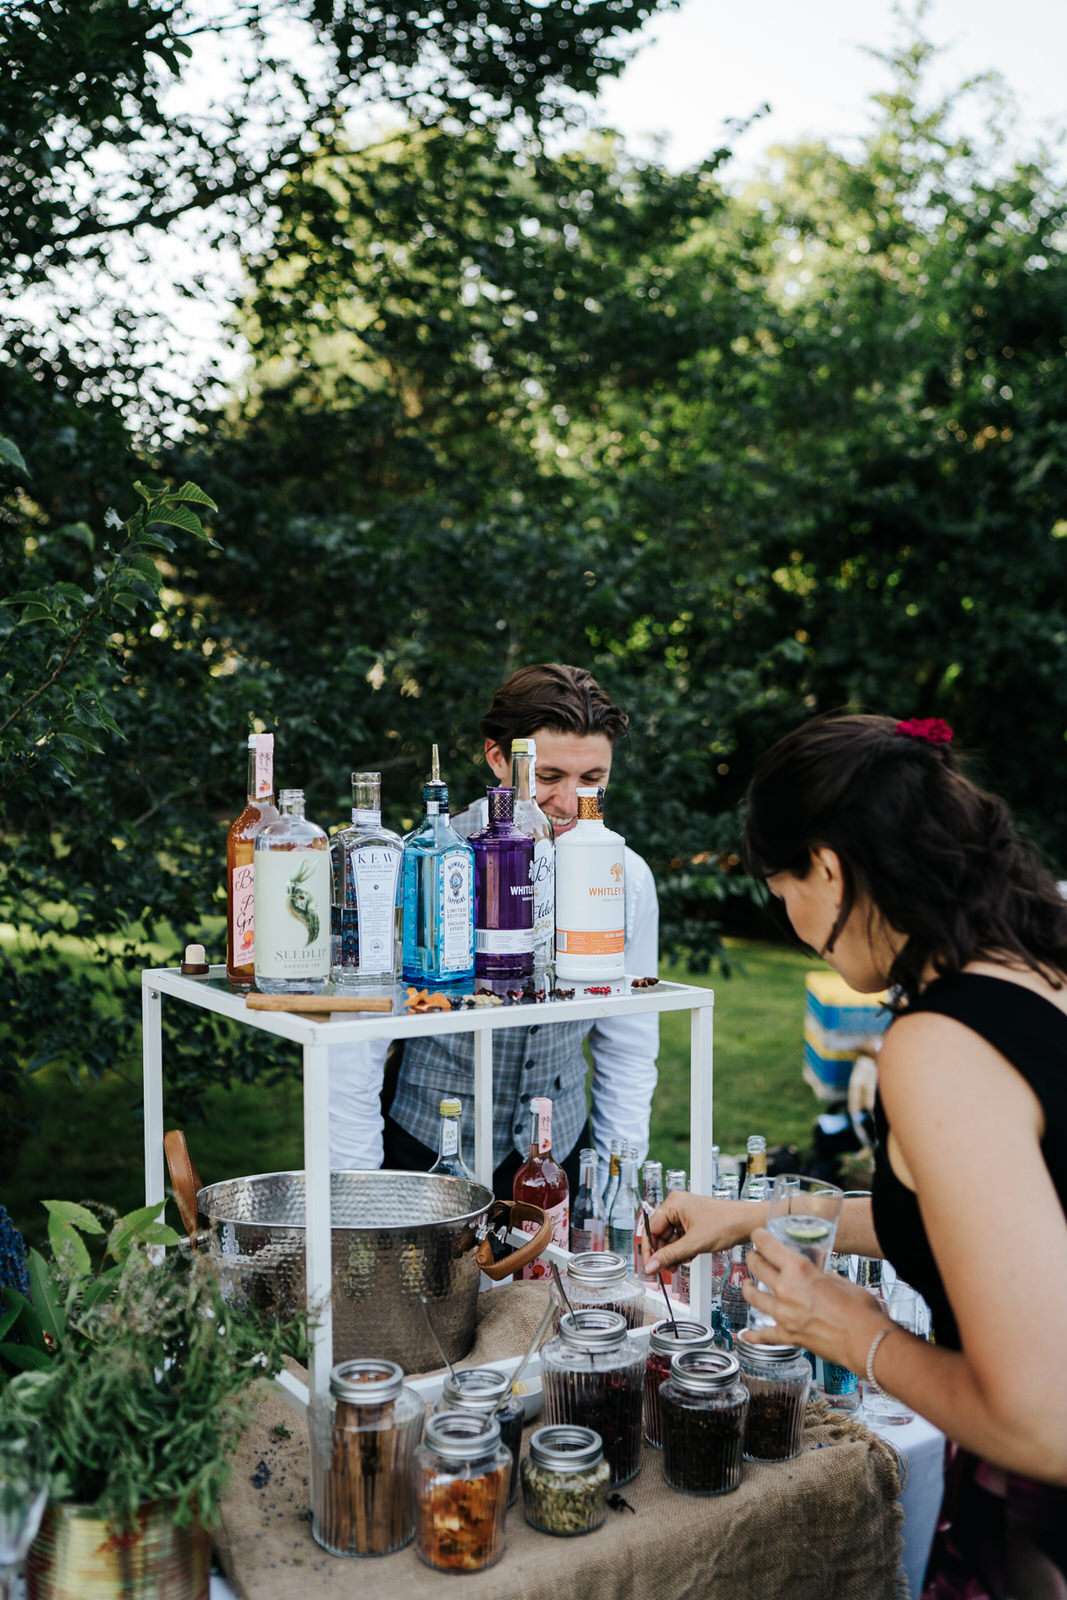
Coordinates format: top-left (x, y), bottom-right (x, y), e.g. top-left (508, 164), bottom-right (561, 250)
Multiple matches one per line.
top-left (895, 717), bottom-right (953, 746)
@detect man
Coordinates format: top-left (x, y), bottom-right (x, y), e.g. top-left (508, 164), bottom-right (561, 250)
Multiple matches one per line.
top-left (327, 663), bottom-right (659, 1198)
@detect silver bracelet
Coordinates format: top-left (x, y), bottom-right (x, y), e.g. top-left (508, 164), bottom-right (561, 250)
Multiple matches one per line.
top-left (865, 1328), bottom-right (896, 1399)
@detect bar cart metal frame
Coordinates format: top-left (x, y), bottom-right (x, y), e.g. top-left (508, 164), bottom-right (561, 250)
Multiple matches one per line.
top-left (141, 968), bottom-right (715, 1413)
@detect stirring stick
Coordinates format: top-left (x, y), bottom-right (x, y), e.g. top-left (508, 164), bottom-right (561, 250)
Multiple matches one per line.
top-left (419, 1295), bottom-right (457, 1381)
top-left (496, 1299), bottom-right (557, 1416)
top-left (641, 1199), bottom-right (678, 1331)
top-left (550, 1259), bottom-right (576, 1322)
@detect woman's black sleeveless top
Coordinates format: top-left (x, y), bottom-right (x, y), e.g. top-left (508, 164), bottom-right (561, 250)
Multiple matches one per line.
top-left (871, 972), bottom-right (1067, 1350)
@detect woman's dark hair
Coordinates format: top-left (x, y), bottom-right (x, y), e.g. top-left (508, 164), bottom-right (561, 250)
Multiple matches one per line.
top-left (478, 663), bottom-right (630, 752)
top-left (742, 712), bottom-right (1067, 1003)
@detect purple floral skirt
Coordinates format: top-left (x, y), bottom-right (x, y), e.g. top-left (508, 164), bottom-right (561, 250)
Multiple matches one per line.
top-left (922, 1444), bottom-right (1067, 1600)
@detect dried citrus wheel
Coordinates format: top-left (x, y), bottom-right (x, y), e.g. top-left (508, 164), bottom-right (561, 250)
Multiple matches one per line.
top-left (782, 1217), bottom-right (831, 1243)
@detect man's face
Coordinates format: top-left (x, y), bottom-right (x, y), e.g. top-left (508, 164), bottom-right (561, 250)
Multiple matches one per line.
top-left (485, 728), bottom-right (614, 836)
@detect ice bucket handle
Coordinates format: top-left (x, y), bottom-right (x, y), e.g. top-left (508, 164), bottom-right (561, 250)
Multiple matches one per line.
top-left (476, 1199), bottom-right (552, 1281)
top-left (164, 1128), bottom-right (204, 1247)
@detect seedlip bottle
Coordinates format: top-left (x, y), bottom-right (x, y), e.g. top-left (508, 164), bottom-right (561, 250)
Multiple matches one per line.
top-left (554, 786), bottom-right (626, 981)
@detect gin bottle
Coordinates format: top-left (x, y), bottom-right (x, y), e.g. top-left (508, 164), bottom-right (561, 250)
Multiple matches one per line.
top-left (428, 1096), bottom-right (475, 1181)
top-left (608, 1148), bottom-right (640, 1257)
top-left (555, 786), bottom-right (626, 981)
top-left (570, 1146), bottom-right (605, 1253)
top-left (666, 1169), bottom-right (689, 1302)
top-left (601, 1138), bottom-right (623, 1218)
top-left (401, 745), bottom-right (475, 986)
top-left (330, 770), bottom-right (403, 987)
top-left (513, 1096), bottom-right (569, 1277)
top-left (634, 1160), bottom-right (669, 1285)
top-left (510, 737), bottom-right (554, 970)
top-left (253, 788), bottom-right (331, 994)
top-left (226, 731), bottom-right (279, 988)
top-left (470, 785), bottom-right (534, 979)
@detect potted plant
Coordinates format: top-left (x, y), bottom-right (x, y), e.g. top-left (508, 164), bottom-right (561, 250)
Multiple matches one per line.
top-left (0, 1199), bottom-right (305, 1599)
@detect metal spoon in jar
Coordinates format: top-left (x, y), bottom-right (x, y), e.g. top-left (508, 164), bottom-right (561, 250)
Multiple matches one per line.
top-left (420, 1294), bottom-right (457, 1382)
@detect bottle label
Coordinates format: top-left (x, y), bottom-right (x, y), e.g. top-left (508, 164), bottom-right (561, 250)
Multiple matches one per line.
top-left (475, 926), bottom-right (534, 954)
top-left (556, 926), bottom-right (625, 955)
top-left (254, 849), bottom-right (331, 980)
top-left (570, 1218), bottom-right (606, 1252)
top-left (532, 838), bottom-right (555, 958)
top-left (231, 861), bottom-right (256, 965)
top-left (520, 1198), bottom-right (569, 1279)
top-left (531, 1097), bottom-right (552, 1154)
top-left (253, 734), bottom-right (274, 801)
top-left (440, 1122), bottom-right (459, 1157)
top-left (438, 849), bottom-right (473, 972)
top-left (352, 847), bottom-right (400, 974)
top-left (817, 1356), bottom-right (859, 1396)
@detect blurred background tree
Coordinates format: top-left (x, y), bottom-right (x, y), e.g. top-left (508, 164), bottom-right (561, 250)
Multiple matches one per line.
top-left (2, 5), bottom-right (1065, 1159)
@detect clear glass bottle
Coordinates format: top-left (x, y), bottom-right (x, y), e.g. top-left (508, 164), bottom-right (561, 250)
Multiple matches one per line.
top-left (740, 1134), bottom-right (768, 1198)
top-left (511, 737), bottom-right (555, 971)
top-left (434, 1368), bottom-right (523, 1505)
top-left (470, 785), bottom-right (534, 978)
top-left (815, 1252), bottom-right (861, 1411)
top-left (600, 1138), bottom-right (623, 1219)
top-left (554, 1251), bottom-right (646, 1330)
top-left (330, 770), bottom-right (403, 987)
top-left (665, 1168), bottom-right (689, 1302)
top-left (309, 1359), bottom-right (424, 1557)
top-left (722, 1145), bottom-right (768, 1334)
top-left (634, 1159), bottom-right (667, 1285)
top-left (401, 744), bottom-right (475, 986)
top-left (643, 1318), bottom-right (716, 1447)
top-left (427, 1096), bottom-right (475, 1182)
top-left (736, 1340), bottom-right (811, 1462)
top-left (253, 788), bottom-right (331, 994)
top-left (554, 786), bottom-right (626, 981)
top-left (660, 1349), bottom-right (749, 1496)
top-left (608, 1147), bottom-right (640, 1258)
top-left (570, 1147), bottom-right (606, 1253)
top-left (413, 1411), bottom-right (510, 1573)
top-left (521, 1424), bottom-right (611, 1537)
top-left (710, 1174), bottom-right (739, 1310)
top-left (540, 1310), bottom-right (645, 1485)
top-left (513, 1096), bottom-right (568, 1277)
top-left (226, 731), bottom-right (279, 988)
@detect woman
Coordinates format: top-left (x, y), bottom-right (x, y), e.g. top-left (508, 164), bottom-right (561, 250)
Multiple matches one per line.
top-left (645, 713), bottom-right (1067, 1598)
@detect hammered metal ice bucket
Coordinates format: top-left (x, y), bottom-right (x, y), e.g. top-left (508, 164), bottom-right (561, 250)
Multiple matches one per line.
top-left (190, 1169), bottom-right (550, 1372)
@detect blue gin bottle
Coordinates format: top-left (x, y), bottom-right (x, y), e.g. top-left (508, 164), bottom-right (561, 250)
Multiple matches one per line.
top-left (401, 744), bottom-right (475, 985)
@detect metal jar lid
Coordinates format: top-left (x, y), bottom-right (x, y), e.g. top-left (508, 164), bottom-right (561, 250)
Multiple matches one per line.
top-left (528, 1425), bottom-right (604, 1472)
top-left (566, 1251), bottom-right (631, 1287)
top-left (669, 1349), bottom-right (741, 1393)
top-left (558, 1309), bottom-right (628, 1351)
top-left (424, 1410), bottom-right (502, 1460)
top-left (329, 1358), bottom-right (404, 1404)
top-left (649, 1318), bottom-right (714, 1356)
top-left (442, 1367), bottom-right (512, 1410)
top-left (736, 1339), bottom-right (803, 1366)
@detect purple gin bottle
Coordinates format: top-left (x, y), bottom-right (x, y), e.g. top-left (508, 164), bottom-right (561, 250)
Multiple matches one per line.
top-left (471, 786), bottom-right (535, 978)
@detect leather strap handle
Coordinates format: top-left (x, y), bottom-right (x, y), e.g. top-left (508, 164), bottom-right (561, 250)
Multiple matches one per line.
top-left (477, 1199), bottom-right (553, 1281)
top-left (163, 1128), bottom-right (204, 1247)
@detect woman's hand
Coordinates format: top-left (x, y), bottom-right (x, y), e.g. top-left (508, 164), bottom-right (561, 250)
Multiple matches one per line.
top-left (643, 1192), bottom-right (760, 1275)
top-left (741, 1225), bottom-right (888, 1372)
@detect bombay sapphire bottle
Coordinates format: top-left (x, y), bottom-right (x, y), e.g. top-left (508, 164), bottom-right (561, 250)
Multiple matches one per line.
top-left (401, 745), bottom-right (475, 986)
top-left (470, 785), bottom-right (534, 979)
top-left (330, 771), bottom-right (403, 987)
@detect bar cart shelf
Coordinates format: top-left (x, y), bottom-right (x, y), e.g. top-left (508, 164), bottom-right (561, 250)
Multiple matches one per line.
top-left (141, 967), bottom-right (715, 1414)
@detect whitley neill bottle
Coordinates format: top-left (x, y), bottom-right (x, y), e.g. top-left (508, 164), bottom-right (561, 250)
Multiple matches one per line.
top-left (554, 786), bottom-right (625, 981)
top-left (470, 785), bottom-right (534, 979)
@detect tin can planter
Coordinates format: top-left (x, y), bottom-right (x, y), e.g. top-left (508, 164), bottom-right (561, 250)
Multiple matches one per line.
top-left (24, 1499), bottom-right (210, 1600)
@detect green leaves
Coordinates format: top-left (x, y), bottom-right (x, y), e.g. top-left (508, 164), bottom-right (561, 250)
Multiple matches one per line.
top-left (0, 434), bottom-right (28, 475)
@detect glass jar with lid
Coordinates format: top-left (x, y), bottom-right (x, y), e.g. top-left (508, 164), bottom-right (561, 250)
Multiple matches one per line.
top-left (309, 1358), bottom-right (425, 1557)
top-left (413, 1410), bottom-right (511, 1572)
top-left (643, 1318), bottom-right (716, 1447)
top-left (736, 1339), bottom-right (812, 1462)
top-left (555, 1251), bottom-right (645, 1330)
top-left (521, 1424), bottom-right (611, 1536)
top-left (540, 1309), bottom-right (645, 1485)
top-left (660, 1349), bottom-right (749, 1495)
top-left (434, 1366), bottom-right (524, 1505)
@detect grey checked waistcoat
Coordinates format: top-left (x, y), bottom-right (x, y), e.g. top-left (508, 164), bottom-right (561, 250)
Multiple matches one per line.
top-left (389, 1019), bottom-right (591, 1171)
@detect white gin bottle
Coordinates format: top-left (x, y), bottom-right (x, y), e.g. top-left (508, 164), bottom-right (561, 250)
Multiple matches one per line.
top-left (510, 737), bottom-right (554, 971)
top-left (330, 771), bottom-right (403, 987)
top-left (254, 788), bottom-right (331, 994)
top-left (554, 786), bottom-right (626, 981)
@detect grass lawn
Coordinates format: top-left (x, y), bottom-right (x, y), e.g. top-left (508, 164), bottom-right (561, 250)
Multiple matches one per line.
top-left (4, 939), bottom-right (833, 1248)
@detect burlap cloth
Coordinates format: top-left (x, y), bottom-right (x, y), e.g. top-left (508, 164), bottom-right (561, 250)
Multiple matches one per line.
top-left (215, 1284), bottom-right (907, 1600)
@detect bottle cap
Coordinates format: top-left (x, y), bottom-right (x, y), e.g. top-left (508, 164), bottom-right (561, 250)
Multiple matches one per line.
top-left (181, 944), bottom-right (209, 976)
top-left (440, 1097), bottom-right (462, 1117)
top-left (511, 738), bottom-right (536, 756)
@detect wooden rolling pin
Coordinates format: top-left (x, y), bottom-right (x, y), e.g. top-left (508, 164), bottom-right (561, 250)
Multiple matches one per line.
top-left (246, 993), bottom-right (394, 1013)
